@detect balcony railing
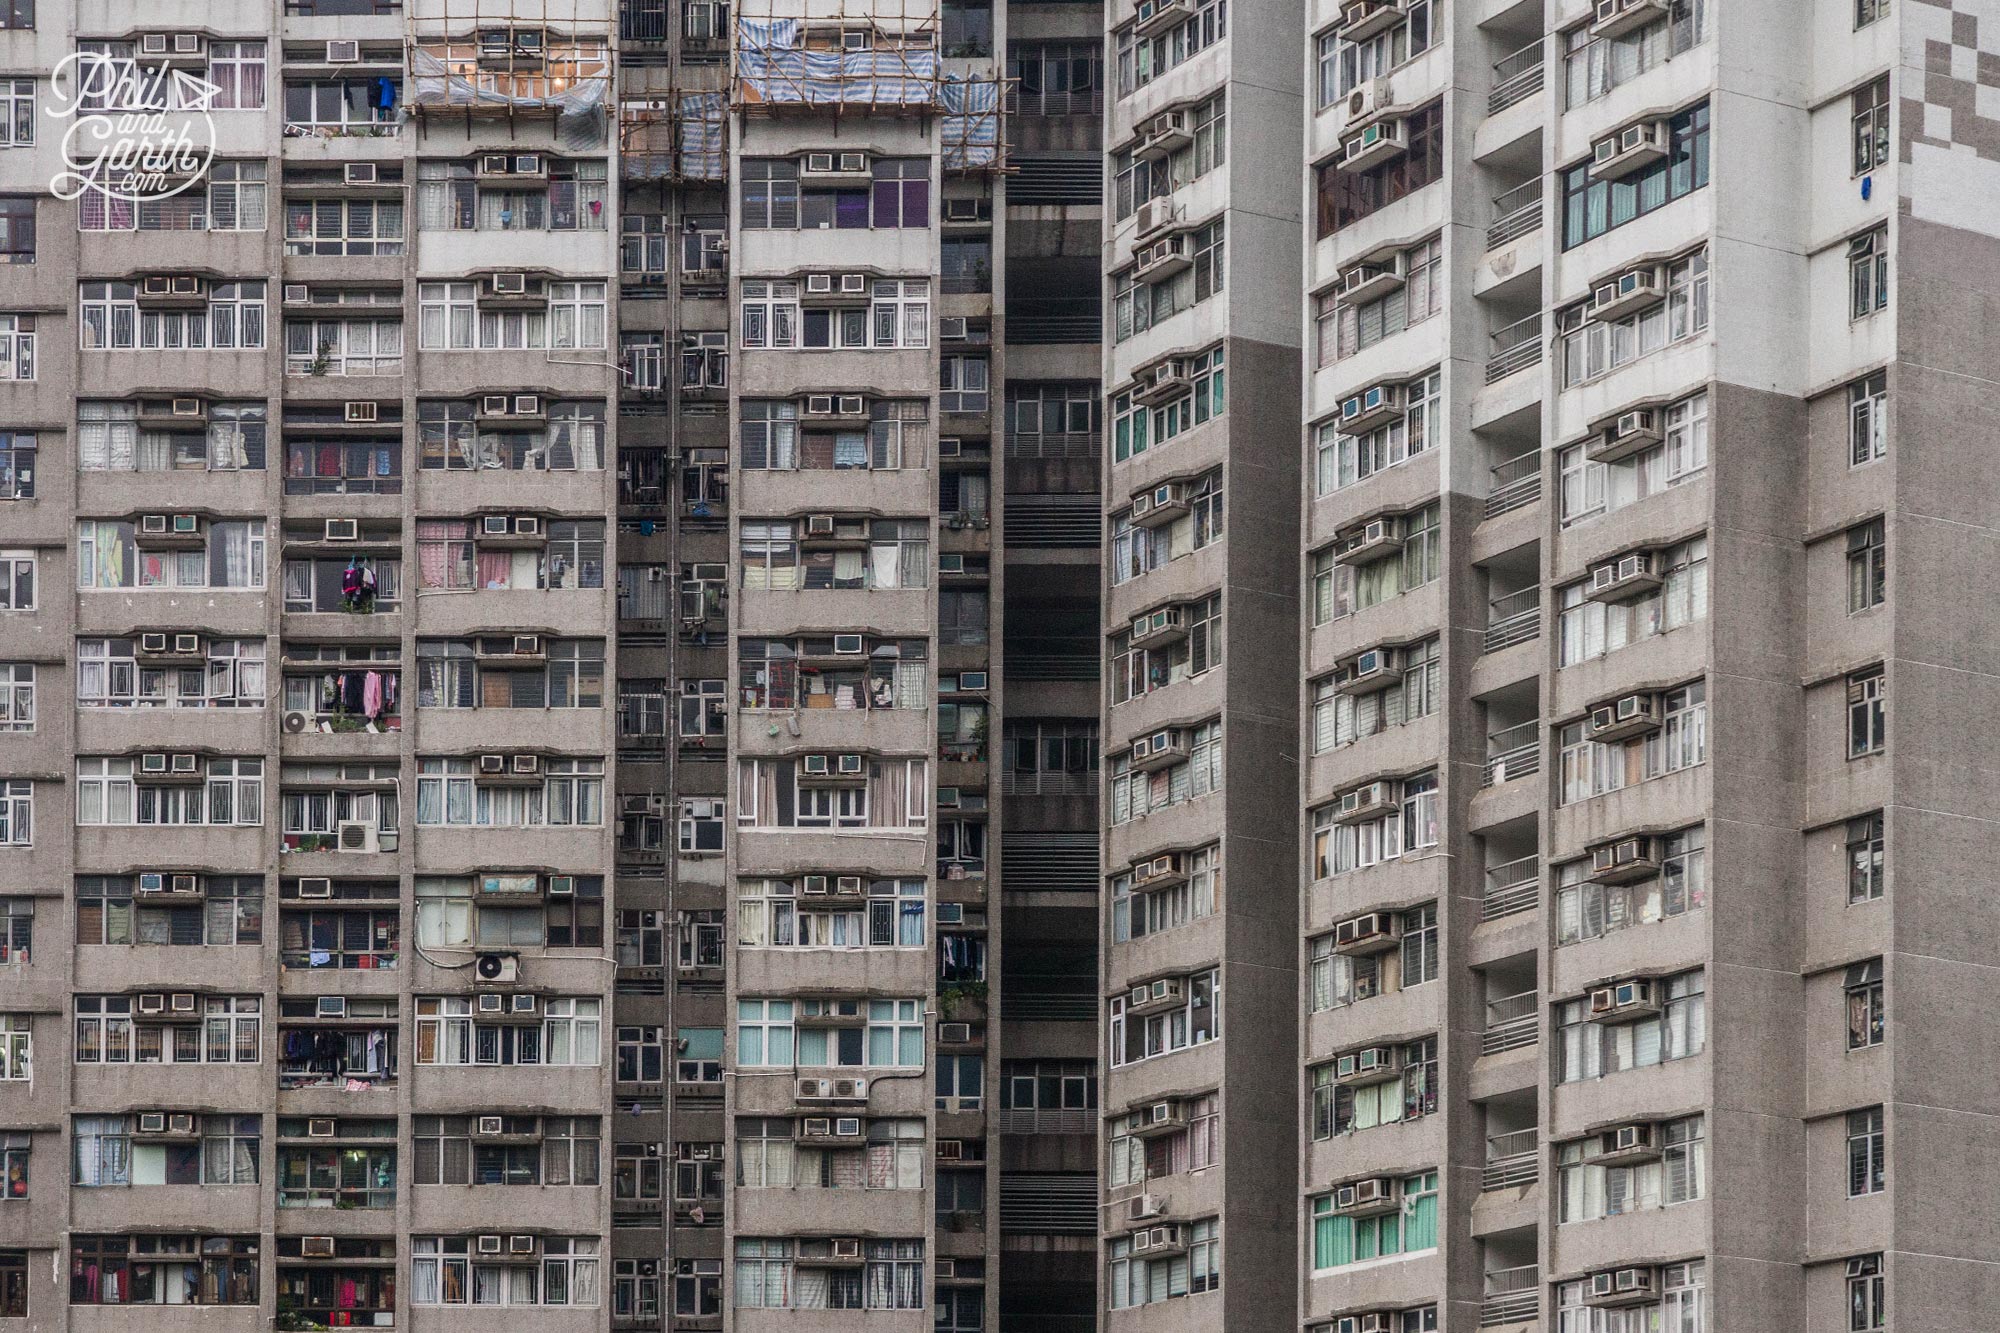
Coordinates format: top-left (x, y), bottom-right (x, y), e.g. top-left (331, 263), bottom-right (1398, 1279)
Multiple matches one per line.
top-left (1483, 588), bottom-right (1540, 653)
top-left (1483, 720), bottom-right (1540, 787)
top-left (1485, 450), bottom-right (1542, 518)
top-left (1481, 991), bottom-right (1538, 1055)
top-left (1481, 1265), bottom-right (1540, 1326)
top-left (1488, 39), bottom-right (1545, 114)
top-left (1482, 856), bottom-right (1539, 921)
top-left (1000, 768), bottom-right (1098, 797)
top-left (1482, 1129), bottom-right (1539, 1191)
top-left (1485, 314), bottom-right (1544, 383)
top-left (996, 1106), bottom-right (1096, 1135)
top-left (1486, 179), bottom-right (1544, 249)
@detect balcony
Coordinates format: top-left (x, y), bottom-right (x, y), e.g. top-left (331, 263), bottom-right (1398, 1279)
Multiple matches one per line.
top-left (1483, 720), bottom-right (1540, 787)
top-left (1481, 1264), bottom-right (1539, 1326)
top-left (1488, 40), bottom-right (1545, 114)
top-left (1486, 179), bottom-right (1543, 250)
top-left (1482, 856), bottom-right (1538, 922)
top-left (1483, 587), bottom-right (1540, 653)
top-left (1485, 313), bottom-right (1543, 384)
top-left (1481, 991), bottom-right (1538, 1055)
top-left (996, 1106), bottom-right (1095, 1135)
top-left (1482, 1129), bottom-right (1539, 1191)
top-left (1484, 450), bottom-right (1541, 518)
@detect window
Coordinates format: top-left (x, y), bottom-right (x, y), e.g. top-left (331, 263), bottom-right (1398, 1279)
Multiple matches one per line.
top-left (1321, 240), bottom-right (1442, 364)
top-left (0, 898), bottom-right (29, 964)
top-left (1556, 827), bottom-right (1705, 944)
top-left (0, 552), bottom-right (29, 609)
top-left (1311, 1036), bottom-right (1438, 1138)
top-left (1011, 39), bottom-right (1102, 116)
top-left (1557, 537), bottom-right (1708, 664)
top-left (410, 1235), bottom-right (600, 1306)
top-left (678, 797), bottom-right (722, 854)
top-left (1562, 0), bottom-right (1707, 107)
top-left (1845, 960), bottom-right (1884, 1050)
top-left (1309, 503), bottom-right (1441, 623)
top-left (940, 353), bottom-right (989, 412)
top-left (79, 281), bottom-right (267, 350)
top-left (736, 877), bottom-right (925, 949)
top-left (73, 995), bottom-right (262, 1065)
top-left (0, 315), bottom-right (29, 380)
top-left (1557, 1115), bottom-right (1704, 1221)
top-left (1846, 519), bottom-right (1886, 613)
top-left (413, 996), bottom-right (602, 1066)
top-left (0, 1015), bottom-right (25, 1079)
top-left (871, 157), bottom-right (930, 226)
top-left (1111, 844), bottom-right (1219, 943)
top-left (0, 781), bottom-right (26, 845)
top-left (0, 197), bottom-right (30, 263)
top-left (0, 665), bottom-right (27, 732)
top-left (1107, 1215), bottom-right (1219, 1307)
top-left (1112, 219), bottom-right (1224, 341)
top-left (675, 1258), bottom-right (720, 1317)
top-left (1108, 593), bottom-right (1221, 703)
top-left (1311, 637), bottom-right (1440, 751)
top-left (1310, 1172), bottom-right (1438, 1270)
top-left (78, 401), bottom-right (268, 474)
top-left (1847, 813), bottom-right (1885, 903)
top-left (1557, 250), bottom-right (1709, 389)
top-left (1849, 227), bottom-right (1888, 318)
top-left (1558, 680), bottom-right (1707, 803)
top-left (69, 1235), bottom-right (260, 1305)
top-left (415, 160), bottom-right (609, 232)
top-left (1555, 1261), bottom-right (1705, 1331)
top-left (1847, 668), bottom-right (1886, 758)
top-left (77, 876), bottom-right (262, 946)
top-left (736, 998), bottom-right (924, 1069)
top-left (1314, 370), bottom-right (1440, 495)
top-left (1107, 968), bottom-right (1219, 1067)
top-left (0, 1134), bottom-right (22, 1198)
top-left (1848, 371), bottom-right (1887, 466)
top-left (0, 0), bottom-right (24, 27)
top-left (1847, 1107), bottom-right (1884, 1196)
top-left (0, 79), bottom-right (30, 146)
top-left (1561, 102), bottom-right (1710, 248)
top-left (1317, 101), bottom-right (1444, 236)
top-left (1111, 345), bottom-right (1224, 461)
top-left (1847, 1254), bottom-right (1884, 1329)
top-left (74, 757), bottom-right (263, 827)
top-left (1114, 0), bottom-right (1227, 94)
top-left (1318, 0), bottom-right (1434, 106)
top-left (1106, 720), bottom-right (1222, 825)
top-left (1852, 77), bottom-right (1889, 174)
top-left (77, 515), bottom-right (270, 589)
top-left (1856, 0), bottom-right (1888, 25)
top-left (1309, 772), bottom-right (1439, 876)
top-left (1554, 971), bottom-right (1705, 1083)
top-left (207, 41), bottom-right (266, 108)
top-left (286, 195), bottom-right (402, 255)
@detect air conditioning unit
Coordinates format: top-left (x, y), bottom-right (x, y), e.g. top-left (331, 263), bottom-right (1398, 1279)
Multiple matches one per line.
top-left (476, 1116), bottom-right (507, 1135)
top-left (1587, 1265), bottom-right (1660, 1307)
top-left (316, 997), bottom-right (347, 1018)
top-left (944, 198), bottom-right (984, 223)
top-left (546, 875), bottom-right (575, 897)
top-left (1340, 515), bottom-right (1406, 563)
top-left (336, 820), bottom-right (378, 853)
top-left (801, 875), bottom-right (830, 896)
top-left (298, 878), bottom-right (333, 898)
top-left (1342, 76), bottom-right (1393, 128)
top-left (283, 283), bottom-right (311, 305)
top-left (840, 273), bottom-right (867, 295)
top-left (1128, 977), bottom-right (1186, 1014)
top-left (1587, 976), bottom-right (1661, 1021)
top-left (1597, 1121), bottom-right (1661, 1164)
top-left (837, 753), bottom-right (864, 775)
top-left (1133, 852), bottom-right (1187, 889)
top-left (1339, 0), bottom-right (1405, 41)
top-left (1138, 108), bottom-right (1193, 159)
top-left (1586, 550), bottom-right (1662, 604)
top-left (492, 272), bottom-right (528, 296)
top-left (1339, 253), bottom-right (1408, 304)
top-left (1587, 405), bottom-right (1665, 464)
top-left (1588, 835), bottom-right (1662, 884)
top-left (1127, 1192), bottom-right (1164, 1222)
top-left (1133, 232), bottom-right (1194, 284)
top-left (1591, 119), bottom-right (1671, 180)
top-left (1132, 0), bottom-right (1194, 38)
top-left (1336, 646), bottom-right (1403, 695)
top-left (343, 163), bottom-right (378, 187)
top-left (1130, 604), bottom-right (1188, 648)
top-left (1334, 1044), bottom-right (1404, 1085)
top-left (326, 39), bottom-right (361, 63)
top-left (344, 401), bottom-right (377, 424)
top-left (1129, 479), bottom-right (1189, 528)
top-left (1590, 0), bottom-right (1669, 39)
top-left (1133, 196), bottom-right (1177, 239)
top-left (140, 633), bottom-right (169, 654)
top-left (1339, 382), bottom-right (1407, 434)
top-left (476, 953), bottom-right (520, 984)
top-left (511, 754), bottom-right (541, 776)
top-left (940, 317), bottom-right (970, 341)
top-left (1135, 357), bottom-right (1193, 405)
top-left (802, 755), bottom-right (830, 777)
top-left (1136, 1099), bottom-right (1189, 1136)
top-left (307, 1118), bottom-right (337, 1137)
top-left (477, 993), bottom-right (506, 1014)
top-left (938, 1022), bottom-right (973, 1044)
top-left (1333, 1176), bottom-right (1401, 1216)
top-left (1332, 780), bottom-right (1399, 824)
top-left (323, 519), bottom-right (359, 542)
top-left (1336, 1314), bottom-right (1397, 1333)
top-left (804, 513), bottom-right (836, 537)
top-left (833, 875), bottom-right (863, 896)
top-left (1341, 117), bottom-right (1408, 172)
top-left (138, 1112), bottom-right (167, 1132)
top-left (1333, 910), bottom-right (1403, 955)
top-left (477, 1235), bottom-right (504, 1255)
top-left (1130, 727), bottom-right (1188, 773)
top-left (1589, 264), bottom-right (1666, 322)
top-left (301, 1236), bottom-right (336, 1259)
top-left (1588, 692), bottom-right (1663, 742)
top-left (137, 993), bottom-right (166, 1015)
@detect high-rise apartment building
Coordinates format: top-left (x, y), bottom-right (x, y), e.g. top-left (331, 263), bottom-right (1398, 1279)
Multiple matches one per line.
top-left (1094, 0), bottom-right (2000, 1328)
top-left (0, 0), bottom-right (1106, 1328)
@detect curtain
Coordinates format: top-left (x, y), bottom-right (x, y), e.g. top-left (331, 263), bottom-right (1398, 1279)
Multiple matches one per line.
top-left (870, 762), bottom-right (907, 828)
